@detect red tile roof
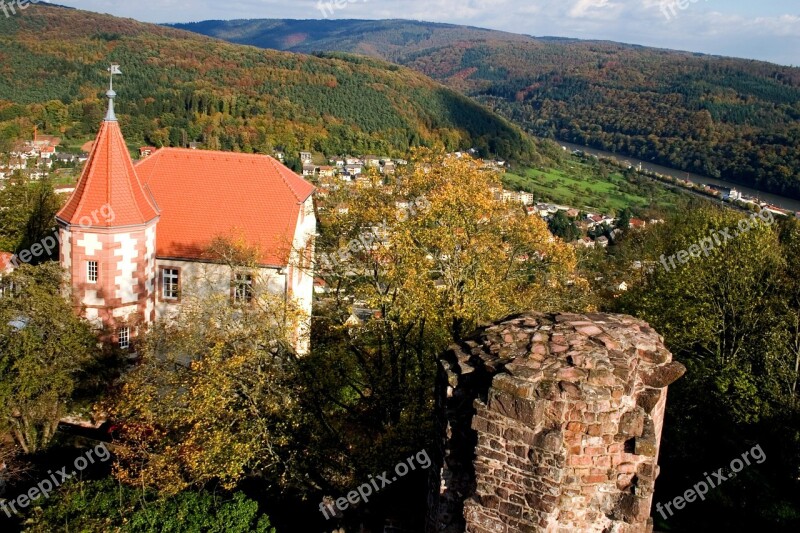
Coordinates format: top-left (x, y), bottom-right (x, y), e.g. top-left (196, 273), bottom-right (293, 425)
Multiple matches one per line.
top-left (0, 252), bottom-right (14, 271)
top-left (630, 219), bottom-right (647, 229)
top-left (57, 120), bottom-right (159, 227)
top-left (135, 148), bottom-right (315, 267)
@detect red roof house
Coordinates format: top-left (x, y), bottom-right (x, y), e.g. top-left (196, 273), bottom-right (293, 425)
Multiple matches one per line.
top-left (56, 78), bottom-right (316, 354)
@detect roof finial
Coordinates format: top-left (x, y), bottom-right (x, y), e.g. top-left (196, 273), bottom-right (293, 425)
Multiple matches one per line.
top-left (105, 64), bottom-right (122, 122)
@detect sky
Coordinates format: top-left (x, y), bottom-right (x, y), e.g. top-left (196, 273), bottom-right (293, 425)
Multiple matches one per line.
top-left (54, 0), bottom-right (800, 66)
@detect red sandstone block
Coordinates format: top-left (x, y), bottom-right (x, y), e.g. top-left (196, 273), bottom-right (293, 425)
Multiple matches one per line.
top-left (566, 422), bottom-right (585, 432)
top-left (582, 474), bottom-right (609, 484)
top-left (593, 455), bottom-right (612, 467)
top-left (567, 455), bottom-right (593, 466)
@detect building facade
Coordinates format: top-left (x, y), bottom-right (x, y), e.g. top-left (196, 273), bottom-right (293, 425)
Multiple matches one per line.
top-left (56, 87), bottom-right (316, 354)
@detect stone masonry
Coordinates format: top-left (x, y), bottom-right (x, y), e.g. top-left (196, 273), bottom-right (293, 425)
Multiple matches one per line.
top-left (427, 312), bottom-right (685, 533)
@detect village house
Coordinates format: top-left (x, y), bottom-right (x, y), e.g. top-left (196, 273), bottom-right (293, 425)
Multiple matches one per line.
top-left (363, 155), bottom-right (381, 168)
top-left (55, 80), bottom-right (316, 355)
top-left (318, 166), bottom-right (336, 178)
top-left (381, 161), bottom-right (396, 175)
top-left (139, 146), bottom-right (156, 158)
top-left (302, 164), bottom-right (317, 177)
top-left (344, 164), bottom-right (364, 177)
top-left (629, 218), bottom-right (647, 230)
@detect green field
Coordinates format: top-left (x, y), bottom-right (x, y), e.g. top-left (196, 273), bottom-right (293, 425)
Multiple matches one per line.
top-left (504, 158), bottom-right (686, 214)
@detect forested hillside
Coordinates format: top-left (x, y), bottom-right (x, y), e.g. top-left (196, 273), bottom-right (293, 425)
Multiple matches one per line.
top-left (175, 19), bottom-right (800, 200)
top-left (0, 6), bottom-right (540, 163)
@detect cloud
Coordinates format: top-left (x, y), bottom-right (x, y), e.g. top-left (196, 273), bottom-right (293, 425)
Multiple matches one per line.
top-left (54, 0), bottom-right (799, 65)
top-left (568, 0), bottom-right (622, 19)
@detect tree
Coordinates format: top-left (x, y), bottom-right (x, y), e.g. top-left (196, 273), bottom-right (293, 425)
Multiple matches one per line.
top-left (106, 239), bottom-right (309, 495)
top-left (615, 207), bottom-right (632, 230)
top-left (0, 263), bottom-right (99, 454)
top-left (548, 210), bottom-right (582, 242)
top-left (0, 175), bottom-right (63, 259)
top-left (778, 219), bottom-right (800, 406)
top-left (22, 478), bottom-right (276, 533)
top-left (611, 207), bottom-right (800, 529)
top-left (305, 150), bottom-right (591, 486)
top-left (616, 207), bottom-right (787, 423)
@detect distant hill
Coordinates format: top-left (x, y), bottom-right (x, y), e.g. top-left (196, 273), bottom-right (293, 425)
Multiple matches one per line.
top-left (172, 19), bottom-right (800, 200)
top-left (0, 7), bottom-right (541, 164)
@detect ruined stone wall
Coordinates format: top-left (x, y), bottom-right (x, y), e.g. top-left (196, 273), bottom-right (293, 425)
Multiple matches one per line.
top-left (427, 312), bottom-right (685, 533)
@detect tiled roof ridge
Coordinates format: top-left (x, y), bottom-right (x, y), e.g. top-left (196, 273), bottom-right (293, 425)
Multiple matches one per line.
top-left (142, 147), bottom-right (315, 204)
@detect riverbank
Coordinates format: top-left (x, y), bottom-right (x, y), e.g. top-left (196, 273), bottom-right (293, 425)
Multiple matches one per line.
top-left (558, 141), bottom-right (800, 214)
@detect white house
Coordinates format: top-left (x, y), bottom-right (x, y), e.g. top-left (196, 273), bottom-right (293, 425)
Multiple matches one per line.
top-left (56, 87), bottom-right (316, 354)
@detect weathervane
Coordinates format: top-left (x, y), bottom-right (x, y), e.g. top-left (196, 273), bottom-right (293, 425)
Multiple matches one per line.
top-left (105, 64), bottom-right (122, 122)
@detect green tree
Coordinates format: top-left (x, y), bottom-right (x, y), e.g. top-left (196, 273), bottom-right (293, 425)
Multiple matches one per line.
top-left (0, 175), bottom-right (63, 258)
top-left (611, 207), bottom-right (800, 530)
top-left (22, 478), bottom-right (275, 533)
top-left (548, 210), bottom-right (582, 242)
top-left (615, 207), bottom-right (632, 230)
top-left (0, 263), bottom-right (100, 454)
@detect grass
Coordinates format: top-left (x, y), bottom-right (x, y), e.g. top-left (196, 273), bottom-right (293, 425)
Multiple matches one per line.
top-left (504, 157), bottom-right (686, 214)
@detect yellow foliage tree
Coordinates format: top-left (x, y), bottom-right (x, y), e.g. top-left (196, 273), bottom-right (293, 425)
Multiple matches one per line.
top-left (106, 238), bottom-right (308, 495)
top-left (306, 150), bottom-right (590, 482)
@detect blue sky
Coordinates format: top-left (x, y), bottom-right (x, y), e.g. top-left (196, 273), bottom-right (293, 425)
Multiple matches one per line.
top-left (55, 0), bottom-right (799, 66)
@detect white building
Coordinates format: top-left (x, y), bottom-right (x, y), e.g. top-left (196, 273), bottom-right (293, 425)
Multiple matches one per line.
top-left (56, 86), bottom-right (316, 354)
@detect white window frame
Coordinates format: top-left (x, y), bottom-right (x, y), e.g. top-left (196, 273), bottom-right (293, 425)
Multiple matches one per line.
top-left (162, 268), bottom-right (180, 300)
top-left (87, 261), bottom-right (98, 283)
top-left (233, 273), bottom-right (254, 305)
top-left (118, 326), bottom-right (130, 350)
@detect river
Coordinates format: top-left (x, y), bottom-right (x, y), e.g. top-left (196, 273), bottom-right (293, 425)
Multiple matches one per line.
top-left (558, 141), bottom-right (800, 213)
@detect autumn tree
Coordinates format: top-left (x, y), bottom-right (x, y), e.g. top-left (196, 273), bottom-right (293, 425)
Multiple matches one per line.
top-left (0, 263), bottom-right (99, 454)
top-left (304, 150), bottom-right (590, 485)
top-left (107, 238), bottom-right (311, 495)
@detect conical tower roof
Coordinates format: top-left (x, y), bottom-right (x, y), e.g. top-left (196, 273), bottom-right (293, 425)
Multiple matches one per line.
top-left (57, 71), bottom-right (159, 227)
